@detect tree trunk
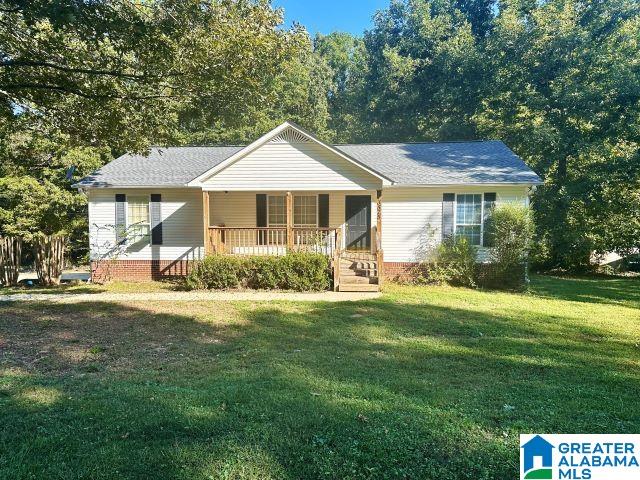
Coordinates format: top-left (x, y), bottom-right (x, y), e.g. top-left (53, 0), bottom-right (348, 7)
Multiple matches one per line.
top-left (34, 235), bottom-right (67, 286)
top-left (0, 237), bottom-right (22, 286)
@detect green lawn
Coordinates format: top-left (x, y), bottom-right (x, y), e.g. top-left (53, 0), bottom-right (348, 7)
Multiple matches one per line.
top-left (0, 276), bottom-right (638, 479)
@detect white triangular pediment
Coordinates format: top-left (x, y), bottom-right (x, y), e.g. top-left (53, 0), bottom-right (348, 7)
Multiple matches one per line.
top-left (268, 127), bottom-right (311, 144)
top-left (188, 121), bottom-right (391, 188)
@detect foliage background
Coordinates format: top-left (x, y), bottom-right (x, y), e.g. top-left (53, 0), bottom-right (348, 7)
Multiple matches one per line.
top-left (0, 0), bottom-right (638, 268)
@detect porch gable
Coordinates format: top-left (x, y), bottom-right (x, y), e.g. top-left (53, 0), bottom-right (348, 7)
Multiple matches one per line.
top-left (189, 122), bottom-right (389, 191)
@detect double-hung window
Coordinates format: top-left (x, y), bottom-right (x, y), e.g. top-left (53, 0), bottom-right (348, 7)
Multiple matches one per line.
top-left (266, 194), bottom-right (319, 244)
top-left (127, 196), bottom-right (150, 243)
top-left (293, 195), bottom-right (317, 228)
top-left (455, 194), bottom-right (482, 246)
top-left (267, 195), bottom-right (286, 244)
top-left (267, 195), bottom-right (286, 227)
top-left (267, 195), bottom-right (319, 228)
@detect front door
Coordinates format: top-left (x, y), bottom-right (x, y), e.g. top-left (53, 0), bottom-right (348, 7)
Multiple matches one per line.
top-left (345, 195), bottom-right (371, 251)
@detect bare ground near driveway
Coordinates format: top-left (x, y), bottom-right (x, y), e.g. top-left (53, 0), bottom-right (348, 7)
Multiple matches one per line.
top-left (0, 290), bottom-right (380, 303)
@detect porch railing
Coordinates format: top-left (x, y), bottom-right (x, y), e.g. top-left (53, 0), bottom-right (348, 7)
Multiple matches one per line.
top-left (207, 227), bottom-right (339, 257)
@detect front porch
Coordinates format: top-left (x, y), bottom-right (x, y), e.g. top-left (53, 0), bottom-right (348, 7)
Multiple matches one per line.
top-left (201, 190), bottom-right (384, 291)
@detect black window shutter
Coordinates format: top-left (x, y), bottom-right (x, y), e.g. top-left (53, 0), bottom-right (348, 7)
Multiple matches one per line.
top-left (256, 194), bottom-right (267, 245)
top-left (442, 193), bottom-right (455, 240)
top-left (483, 192), bottom-right (497, 247)
top-left (318, 194), bottom-right (329, 228)
top-left (150, 194), bottom-right (162, 245)
top-left (115, 194), bottom-right (126, 244)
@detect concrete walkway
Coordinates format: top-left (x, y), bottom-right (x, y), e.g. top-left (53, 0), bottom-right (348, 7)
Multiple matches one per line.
top-left (0, 291), bottom-right (381, 303)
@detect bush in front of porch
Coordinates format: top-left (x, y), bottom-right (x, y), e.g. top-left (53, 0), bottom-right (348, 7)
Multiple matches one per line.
top-left (186, 252), bottom-right (330, 291)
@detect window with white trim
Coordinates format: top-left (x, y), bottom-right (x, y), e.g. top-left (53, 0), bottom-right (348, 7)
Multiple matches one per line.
top-left (127, 195), bottom-right (150, 243)
top-left (293, 195), bottom-right (317, 228)
top-left (455, 194), bottom-right (482, 246)
top-left (267, 195), bottom-right (286, 227)
top-left (267, 195), bottom-right (286, 244)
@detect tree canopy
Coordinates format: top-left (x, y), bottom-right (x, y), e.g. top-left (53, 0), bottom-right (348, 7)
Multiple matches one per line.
top-left (0, 0), bottom-right (638, 269)
top-left (315, 0), bottom-right (640, 269)
top-left (0, 0), bottom-right (315, 151)
top-left (0, 0), bottom-right (328, 260)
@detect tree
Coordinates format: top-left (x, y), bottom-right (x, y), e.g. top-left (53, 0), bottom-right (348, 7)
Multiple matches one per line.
top-left (0, 0), bottom-right (309, 152)
top-left (359, 0), bottom-right (486, 142)
top-left (177, 34), bottom-right (331, 145)
top-left (0, 121), bottom-right (109, 260)
top-left (475, 0), bottom-right (640, 268)
top-left (314, 32), bottom-right (369, 142)
top-left (454, 0), bottom-right (497, 37)
top-left (0, 0), bottom-right (327, 261)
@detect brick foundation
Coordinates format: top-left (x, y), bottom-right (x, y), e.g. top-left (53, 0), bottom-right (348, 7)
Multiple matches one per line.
top-left (383, 262), bottom-right (423, 281)
top-left (91, 260), bottom-right (193, 282)
top-left (92, 260), bottom-right (423, 283)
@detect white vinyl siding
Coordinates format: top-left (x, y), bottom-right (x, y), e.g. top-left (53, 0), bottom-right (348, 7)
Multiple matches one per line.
top-left (88, 188), bottom-right (204, 261)
top-left (87, 185), bottom-right (529, 264)
top-left (201, 142), bottom-right (381, 191)
top-left (380, 186), bottom-right (530, 262)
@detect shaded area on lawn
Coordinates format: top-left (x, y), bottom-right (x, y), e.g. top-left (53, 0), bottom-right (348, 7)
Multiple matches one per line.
top-left (530, 274), bottom-right (640, 309)
top-left (0, 279), bottom-right (186, 295)
top-left (0, 277), bottom-right (639, 479)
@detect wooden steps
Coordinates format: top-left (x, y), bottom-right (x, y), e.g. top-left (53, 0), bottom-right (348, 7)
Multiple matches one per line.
top-left (337, 283), bottom-right (379, 292)
top-left (336, 251), bottom-right (380, 292)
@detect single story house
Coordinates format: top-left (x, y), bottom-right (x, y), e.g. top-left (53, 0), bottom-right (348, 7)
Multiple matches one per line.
top-left (75, 121), bottom-right (541, 291)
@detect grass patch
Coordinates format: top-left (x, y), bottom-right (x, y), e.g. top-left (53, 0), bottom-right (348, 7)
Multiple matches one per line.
top-left (0, 276), bottom-right (638, 479)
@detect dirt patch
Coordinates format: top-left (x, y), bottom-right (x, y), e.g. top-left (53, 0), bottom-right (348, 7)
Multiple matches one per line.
top-left (0, 301), bottom-right (241, 376)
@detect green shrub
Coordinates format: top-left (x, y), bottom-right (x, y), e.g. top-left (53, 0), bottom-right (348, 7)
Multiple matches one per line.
top-left (247, 255), bottom-right (283, 289)
top-left (425, 236), bottom-right (478, 288)
top-left (484, 203), bottom-right (534, 290)
top-left (407, 205), bottom-right (534, 290)
top-left (187, 252), bottom-right (330, 291)
top-left (186, 255), bottom-right (245, 290)
top-left (278, 252), bottom-right (330, 291)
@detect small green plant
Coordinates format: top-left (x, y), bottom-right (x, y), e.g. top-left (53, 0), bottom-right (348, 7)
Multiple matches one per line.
top-left (429, 236), bottom-right (478, 288)
top-left (186, 252), bottom-right (330, 291)
top-left (88, 345), bottom-right (105, 355)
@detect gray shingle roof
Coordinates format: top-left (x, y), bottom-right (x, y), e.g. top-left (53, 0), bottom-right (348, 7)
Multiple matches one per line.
top-left (336, 141), bottom-right (541, 185)
top-left (74, 146), bottom-right (243, 187)
top-left (75, 140), bottom-right (541, 188)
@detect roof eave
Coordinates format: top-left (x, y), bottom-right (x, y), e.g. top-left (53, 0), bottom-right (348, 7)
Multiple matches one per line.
top-left (73, 183), bottom-right (192, 189)
top-left (383, 180), bottom-right (543, 188)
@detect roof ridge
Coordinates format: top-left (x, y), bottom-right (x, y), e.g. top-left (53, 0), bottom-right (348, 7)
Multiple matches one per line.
top-left (336, 140), bottom-right (500, 146)
top-left (149, 144), bottom-right (247, 148)
top-left (147, 140), bottom-right (502, 149)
